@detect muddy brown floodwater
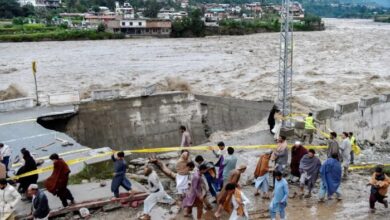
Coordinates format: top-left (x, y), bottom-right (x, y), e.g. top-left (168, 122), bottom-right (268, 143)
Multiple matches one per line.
top-left (1, 19), bottom-right (390, 112)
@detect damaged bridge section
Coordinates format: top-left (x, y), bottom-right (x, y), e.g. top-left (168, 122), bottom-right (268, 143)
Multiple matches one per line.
top-left (50, 92), bottom-right (273, 150)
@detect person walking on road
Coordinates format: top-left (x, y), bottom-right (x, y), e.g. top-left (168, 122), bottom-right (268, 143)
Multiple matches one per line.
top-left (269, 171), bottom-right (289, 220)
top-left (368, 166), bottom-right (390, 213)
top-left (140, 167), bottom-right (171, 220)
top-left (0, 178), bottom-right (21, 219)
top-left (254, 150), bottom-right (272, 198)
top-left (16, 149), bottom-right (38, 197)
top-left (339, 132), bottom-right (351, 178)
top-left (302, 113), bottom-right (319, 144)
top-left (290, 141), bottom-right (308, 181)
top-left (110, 151), bottom-right (133, 199)
top-left (28, 184), bottom-right (50, 220)
top-left (45, 154), bottom-right (75, 207)
top-left (319, 153), bottom-right (342, 202)
top-left (179, 125), bottom-right (192, 148)
top-left (299, 149), bottom-right (321, 198)
top-left (327, 132), bottom-right (341, 159)
top-left (0, 143), bottom-right (12, 173)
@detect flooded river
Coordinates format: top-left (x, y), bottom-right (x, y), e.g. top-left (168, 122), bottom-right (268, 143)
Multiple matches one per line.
top-left (1, 19), bottom-right (390, 111)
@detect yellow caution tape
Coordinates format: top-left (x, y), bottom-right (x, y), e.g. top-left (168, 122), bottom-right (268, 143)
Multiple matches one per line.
top-left (349, 164), bottom-right (390, 171)
top-left (10, 151), bottom-right (113, 180)
top-left (12, 148), bottom-right (91, 168)
top-left (11, 144), bottom-right (328, 180)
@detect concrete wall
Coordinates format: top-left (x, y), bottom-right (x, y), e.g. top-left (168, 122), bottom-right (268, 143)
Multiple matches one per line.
top-left (315, 95), bottom-right (390, 142)
top-left (63, 92), bottom-right (273, 150)
top-left (0, 97), bottom-right (35, 112)
top-left (195, 95), bottom-right (273, 136)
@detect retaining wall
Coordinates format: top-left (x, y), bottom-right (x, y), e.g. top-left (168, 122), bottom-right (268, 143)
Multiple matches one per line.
top-left (315, 95), bottom-right (390, 142)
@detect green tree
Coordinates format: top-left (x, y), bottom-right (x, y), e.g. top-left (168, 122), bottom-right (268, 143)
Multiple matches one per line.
top-left (143, 0), bottom-right (161, 18)
top-left (97, 23), bottom-right (105, 32)
top-left (171, 9), bottom-right (205, 37)
top-left (92, 5), bottom-right (101, 13)
top-left (0, 0), bottom-right (22, 18)
top-left (21, 3), bottom-right (35, 17)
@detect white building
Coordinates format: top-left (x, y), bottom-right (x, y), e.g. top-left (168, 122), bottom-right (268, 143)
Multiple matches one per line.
top-left (115, 1), bottom-right (135, 19)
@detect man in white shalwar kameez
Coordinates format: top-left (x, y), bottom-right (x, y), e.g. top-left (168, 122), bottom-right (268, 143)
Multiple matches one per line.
top-left (140, 167), bottom-right (171, 220)
top-left (229, 183), bottom-right (250, 220)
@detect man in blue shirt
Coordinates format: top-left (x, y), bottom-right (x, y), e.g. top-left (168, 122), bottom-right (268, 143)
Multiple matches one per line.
top-left (270, 171), bottom-right (289, 220)
top-left (111, 151), bottom-right (133, 198)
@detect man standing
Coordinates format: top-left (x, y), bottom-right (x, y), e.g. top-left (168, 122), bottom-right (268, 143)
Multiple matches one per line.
top-left (269, 171), bottom-right (288, 220)
top-left (111, 151), bottom-right (133, 198)
top-left (339, 132), bottom-right (351, 178)
top-left (212, 142), bottom-right (226, 191)
top-left (182, 164), bottom-right (208, 220)
top-left (0, 143), bottom-right (11, 173)
top-left (327, 132), bottom-right (341, 159)
top-left (290, 141), bottom-right (308, 181)
top-left (349, 132), bottom-right (360, 165)
top-left (319, 153), bottom-right (342, 201)
top-left (28, 184), bottom-right (50, 220)
top-left (195, 155), bottom-right (217, 200)
top-left (228, 165), bottom-right (247, 187)
top-left (229, 184), bottom-right (250, 220)
top-left (268, 105), bottom-right (278, 135)
top-left (254, 151), bottom-right (272, 198)
top-left (215, 165), bottom-right (246, 218)
top-left (16, 149), bottom-right (38, 197)
top-left (0, 178), bottom-right (21, 219)
top-left (45, 154), bottom-right (74, 207)
top-left (368, 166), bottom-right (390, 212)
top-left (179, 125), bottom-right (192, 147)
top-left (140, 167), bottom-right (170, 220)
top-left (175, 151), bottom-right (191, 198)
top-left (223, 147), bottom-right (238, 184)
top-left (302, 113), bottom-right (318, 144)
top-left (299, 149), bottom-right (321, 198)
top-left (271, 136), bottom-right (289, 185)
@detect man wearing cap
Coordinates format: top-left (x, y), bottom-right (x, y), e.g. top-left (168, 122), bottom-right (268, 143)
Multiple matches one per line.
top-left (28, 184), bottom-right (50, 220)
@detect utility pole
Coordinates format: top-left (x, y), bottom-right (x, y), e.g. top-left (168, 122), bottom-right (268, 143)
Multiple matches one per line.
top-left (32, 61), bottom-right (39, 106)
top-left (278, 0), bottom-right (293, 128)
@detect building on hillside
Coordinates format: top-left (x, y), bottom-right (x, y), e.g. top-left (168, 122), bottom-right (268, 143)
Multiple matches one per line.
top-left (115, 1), bottom-right (135, 19)
top-left (107, 19), bottom-right (171, 37)
top-left (204, 8), bottom-right (227, 22)
top-left (84, 15), bottom-right (116, 28)
top-left (157, 8), bottom-right (188, 20)
top-left (291, 2), bottom-right (304, 19)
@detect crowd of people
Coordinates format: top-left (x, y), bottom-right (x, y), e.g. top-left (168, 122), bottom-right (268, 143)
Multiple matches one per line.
top-left (0, 121), bottom-right (389, 220)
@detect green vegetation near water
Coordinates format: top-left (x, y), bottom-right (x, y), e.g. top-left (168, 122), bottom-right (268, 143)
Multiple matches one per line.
top-left (213, 13), bottom-right (323, 36)
top-left (374, 15), bottom-right (390, 23)
top-left (0, 23), bottom-right (124, 42)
